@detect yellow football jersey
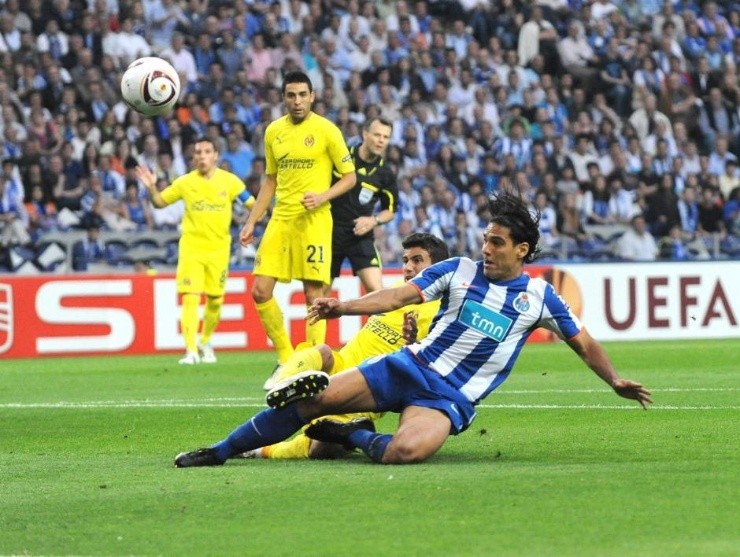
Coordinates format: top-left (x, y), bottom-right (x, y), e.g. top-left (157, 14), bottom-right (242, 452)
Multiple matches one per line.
top-left (264, 113), bottom-right (354, 219)
top-left (337, 281), bottom-right (440, 370)
top-left (161, 168), bottom-right (245, 253)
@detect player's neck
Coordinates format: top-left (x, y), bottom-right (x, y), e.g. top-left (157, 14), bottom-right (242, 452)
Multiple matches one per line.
top-left (358, 143), bottom-right (379, 163)
top-left (199, 167), bottom-right (217, 179)
top-left (289, 112), bottom-right (313, 125)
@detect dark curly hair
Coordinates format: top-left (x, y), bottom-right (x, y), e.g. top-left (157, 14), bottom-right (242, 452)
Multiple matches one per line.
top-left (402, 233), bottom-right (450, 264)
top-left (487, 191), bottom-right (541, 264)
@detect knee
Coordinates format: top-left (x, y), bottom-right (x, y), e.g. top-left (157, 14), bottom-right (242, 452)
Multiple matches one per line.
top-left (251, 283), bottom-right (272, 304)
top-left (206, 295), bottom-right (223, 308)
top-left (303, 282), bottom-right (325, 304)
top-left (381, 439), bottom-right (429, 464)
top-left (316, 345), bottom-right (334, 371)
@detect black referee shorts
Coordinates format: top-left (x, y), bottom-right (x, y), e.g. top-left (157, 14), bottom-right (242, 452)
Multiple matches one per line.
top-left (331, 232), bottom-right (381, 279)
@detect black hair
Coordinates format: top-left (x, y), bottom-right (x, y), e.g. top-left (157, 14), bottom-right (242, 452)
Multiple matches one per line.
top-left (193, 136), bottom-right (219, 152)
top-left (282, 71), bottom-right (313, 94)
top-left (402, 233), bottom-right (450, 264)
top-left (487, 191), bottom-right (540, 264)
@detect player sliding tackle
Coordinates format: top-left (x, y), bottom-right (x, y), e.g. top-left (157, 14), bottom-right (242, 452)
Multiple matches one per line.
top-left (175, 192), bottom-right (651, 467)
top-left (242, 233), bottom-right (449, 460)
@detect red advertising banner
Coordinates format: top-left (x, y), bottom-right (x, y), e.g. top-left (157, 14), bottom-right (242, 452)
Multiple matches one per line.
top-left (6, 261), bottom-right (735, 359)
top-left (0, 266), bottom-right (565, 359)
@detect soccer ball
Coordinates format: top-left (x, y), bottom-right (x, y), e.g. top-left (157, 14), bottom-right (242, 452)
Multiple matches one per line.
top-left (120, 57), bottom-right (181, 117)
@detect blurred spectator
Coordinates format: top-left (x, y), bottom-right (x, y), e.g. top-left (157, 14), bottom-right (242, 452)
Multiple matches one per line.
top-left (645, 173), bottom-right (681, 237)
top-left (121, 181), bottom-right (154, 230)
top-left (697, 186), bottom-right (726, 241)
top-left (533, 189), bottom-right (559, 249)
top-left (616, 214), bottom-right (658, 261)
top-left (558, 20), bottom-right (600, 90)
top-left (724, 187), bottom-right (740, 235)
top-left (71, 223), bottom-right (105, 271)
top-left (582, 174), bottom-right (613, 225)
top-left (105, 17), bottom-right (153, 69)
top-left (150, 176), bottom-right (184, 230)
top-left (658, 223), bottom-right (691, 260)
top-left (0, 160), bottom-right (30, 247)
top-left (719, 160), bottom-right (740, 201)
top-left (629, 94), bottom-right (673, 142)
top-left (707, 136), bottom-right (737, 176)
top-left (25, 183), bottom-right (58, 237)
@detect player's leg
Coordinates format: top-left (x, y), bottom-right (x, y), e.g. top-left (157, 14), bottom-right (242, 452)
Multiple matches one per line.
top-left (351, 238), bottom-right (384, 293)
top-left (199, 252), bottom-right (229, 363)
top-left (262, 434), bottom-right (313, 459)
top-left (324, 229), bottom-right (348, 296)
top-left (298, 211), bottom-right (333, 345)
top-left (306, 405), bottom-right (451, 464)
top-left (252, 274), bottom-right (294, 363)
top-left (179, 293), bottom-right (201, 362)
top-left (253, 219), bottom-right (294, 366)
top-left (176, 251), bottom-right (205, 364)
top-left (356, 266), bottom-right (383, 293)
top-left (175, 367), bottom-right (378, 467)
top-left (274, 343), bottom-right (333, 383)
top-left (380, 406), bottom-right (451, 464)
top-left (303, 279), bottom-right (327, 345)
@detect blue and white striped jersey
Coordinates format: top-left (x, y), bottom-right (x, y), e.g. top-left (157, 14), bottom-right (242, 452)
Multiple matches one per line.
top-left (407, 257), bottom-right (583, 405)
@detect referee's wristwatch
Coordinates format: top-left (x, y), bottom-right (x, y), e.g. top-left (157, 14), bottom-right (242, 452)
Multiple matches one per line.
top-left (373, 215), bottom-right (381, 226)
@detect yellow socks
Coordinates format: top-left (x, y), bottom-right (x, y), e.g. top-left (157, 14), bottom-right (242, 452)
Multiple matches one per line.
top-left (255, 297), bottom-right (293, 363)
top-left (199, 295), bottom-right (223, 346)
top-left (180, 293), bottom-right (200, 353)
top-left (305, 311), bottom-right (326, 346)
top-left (275, 344), bottom-right (325, 382)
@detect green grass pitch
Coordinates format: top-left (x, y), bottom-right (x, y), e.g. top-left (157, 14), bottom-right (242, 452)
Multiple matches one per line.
top-left (1, 339), bottom-right (737, 556)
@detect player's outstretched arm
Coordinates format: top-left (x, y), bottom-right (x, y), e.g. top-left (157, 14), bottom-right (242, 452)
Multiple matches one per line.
top-left (308, 283), bottom-right (422, 324)
top-left (566, 329), bottom-right (653, 410)
top-left (136, 165), bottom-right (167, 208)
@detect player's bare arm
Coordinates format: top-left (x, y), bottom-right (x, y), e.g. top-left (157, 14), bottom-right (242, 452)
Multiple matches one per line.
top-left (308, 283), bottom-right (422, 323)
top-left (566, 329), bottom-right (653, 409)
top-left (135, 165), bottom-right (166, 208)
top-left (302, 171), bottom-right (357, 210)
top-left (240, 175), bottom-right (277, 245)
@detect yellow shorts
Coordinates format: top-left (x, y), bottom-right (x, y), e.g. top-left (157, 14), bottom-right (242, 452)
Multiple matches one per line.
top-left (176, 245), bottom-right (230, 297)
top-left (254, 211), bottom-right (332, 284)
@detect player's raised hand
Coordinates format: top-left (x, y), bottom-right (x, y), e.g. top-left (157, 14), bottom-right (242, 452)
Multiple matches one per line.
top-left (135, 165), bottom-right (156, 189)
top-left (307, 298), bottom-right (344, 323)
top-left (612, 378), bottom-right (653, 410)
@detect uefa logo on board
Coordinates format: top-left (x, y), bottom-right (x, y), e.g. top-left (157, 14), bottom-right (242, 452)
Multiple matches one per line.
top-left (0, 283), bottom-right (13, 354)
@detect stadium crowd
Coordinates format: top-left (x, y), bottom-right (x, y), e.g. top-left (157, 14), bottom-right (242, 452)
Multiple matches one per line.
top-left (0, 0), bottom-right (739, 271)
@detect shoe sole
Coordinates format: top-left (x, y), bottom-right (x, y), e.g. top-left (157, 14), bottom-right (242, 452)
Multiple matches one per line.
top-left (265, 370), bottom-right (329, 409)
top-left (174, 450), bottom-right (222, 467)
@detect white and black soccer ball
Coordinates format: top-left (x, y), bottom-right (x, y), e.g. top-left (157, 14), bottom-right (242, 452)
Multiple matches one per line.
top-left (120, 57), bottom-right (181, 117)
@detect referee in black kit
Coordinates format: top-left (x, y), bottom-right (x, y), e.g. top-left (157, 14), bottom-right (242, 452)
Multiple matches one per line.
top-left (327, 117), bottom-right (398, 294)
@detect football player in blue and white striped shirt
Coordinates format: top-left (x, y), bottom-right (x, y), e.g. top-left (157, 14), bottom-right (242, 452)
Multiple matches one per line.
top-left (174, 192), bottom-right (652, 468)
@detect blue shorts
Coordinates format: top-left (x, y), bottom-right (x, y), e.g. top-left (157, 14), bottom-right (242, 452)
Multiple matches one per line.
top-left (357, 349), bottom-right (477, 435)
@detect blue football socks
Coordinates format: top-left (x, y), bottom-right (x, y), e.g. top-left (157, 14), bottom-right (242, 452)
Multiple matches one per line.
top-left (212, 405), bottom-right (307, 462)
top-left (347, 430), bottom-right (393, 463)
